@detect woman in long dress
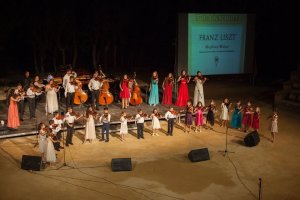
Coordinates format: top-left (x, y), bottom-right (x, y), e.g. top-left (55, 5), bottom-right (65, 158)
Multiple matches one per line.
top-left (193, 71), bottom-right (207, 106)
top-left (194, 101), bottom-right (204, 133)
top-left (162, 73), bottom-right (173, 105)
top-left (119, 111), bottom-right (129, 141)
top-left (175, 70), bottom-right (191, 107)
top-left (231, 100), bottom-right (242, 129)
top-left (46, 133), bottom-right (56, 167)
top-left (119, 74), bottom-right (130, 109)
top-left (148, 71), bottom-right (159, 106)
top-left (220, 98), bottom-right (231, 127)
top-left (7, 89), bottom-right (20, 129)
top-left (84, 106), bottom-right (97, 143)
top-left (151, 108), bottom-right (161, 136)
top-left (269, 110), bottom-right (278, 143)
top-left (38, 123), bottom-right (47, 163)
top-left (45, 79), bottom-right (59, 115)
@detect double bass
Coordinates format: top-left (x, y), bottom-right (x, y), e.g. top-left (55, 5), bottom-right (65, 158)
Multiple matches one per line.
top-left (130, 72), bottom-right (143, 105)
top-left (98, 72), bottom-right (114, 106)
top-left (73, 79), bottom-right (88, 105)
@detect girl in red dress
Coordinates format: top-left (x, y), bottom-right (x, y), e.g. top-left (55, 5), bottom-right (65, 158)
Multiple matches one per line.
top-left (162, 73), bottom-right (174, 105)
top-left (242, 101), bottom-right (253, 133)
top-left (252, 107), bottom-right (260, 131)
top-left (119, 74), bottom-right (130, 109)
top-left (175, 70), bottom-right (191, 107)
top-left (7, 89), bottom-right (20, 129)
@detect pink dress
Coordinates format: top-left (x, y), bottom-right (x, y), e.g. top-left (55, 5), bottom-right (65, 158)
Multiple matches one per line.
top-left (162, 79), bottom-right (173, 105)
top-left (175, 78), bottom-right (189, 107)
top-left (7, 98), bottom-right (20, 129)
top-left (252, 112), bottom-right (260, 129)
top-left (119, 79), bottom-right (130, 99)
top-left (195, 107), bottom-right (203, 126)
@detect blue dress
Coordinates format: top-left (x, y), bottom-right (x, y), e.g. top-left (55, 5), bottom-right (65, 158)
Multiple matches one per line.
top-left (231, 106), bottom-right (242, 128)
top-left (148, 79), bottom-right (159, 105)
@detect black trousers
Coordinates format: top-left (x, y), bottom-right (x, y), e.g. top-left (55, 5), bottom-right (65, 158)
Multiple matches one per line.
top-left (66, 124), bottom-right (74, 145)
top-left (66, 92), bottom-right (75, 109)
top-left (53, 141), bottom-right (61, 150)
top-left (28, 98), bottom-right (35, 118)
top-left (56, 130), bottom-right (62, 140)
top-left (101, 123), bottom-right (110, 140)
top-left (91, 90), bottom-right (100, 109)
top-left (167, 118), bottom-right (175, 136)
top-left (17, 100), bottom-right (25, 120)
top-left (137, 123), bottom-right (144, 138)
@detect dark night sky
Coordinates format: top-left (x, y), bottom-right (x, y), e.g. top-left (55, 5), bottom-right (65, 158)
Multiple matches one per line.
top-left (0, 0), bottom-right (299, 79)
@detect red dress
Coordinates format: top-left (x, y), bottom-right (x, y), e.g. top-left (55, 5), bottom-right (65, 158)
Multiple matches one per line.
top-left (162, 79), bottom-right (173, 105)
top-left (242, 106), bottom-right (252, 126)
top-left (119, 79), bottom-right (130, 99)
top-left (175, 78), bottom-right (189, 107)
top-left (252, 112), bottom-right (260, 129)
top-left (7, 98), bottom-right (20, 129)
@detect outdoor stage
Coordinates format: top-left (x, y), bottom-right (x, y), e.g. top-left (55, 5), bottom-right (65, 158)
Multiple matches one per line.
top-left (0, 79), bottom-right (300, 200)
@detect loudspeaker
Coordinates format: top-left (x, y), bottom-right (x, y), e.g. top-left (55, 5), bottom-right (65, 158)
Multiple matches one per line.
top-left (21, 155), bottom-right (42, 171)
top-left (188, 148), bottom-right (210, 162)
top-left (244, 131), bottom-right (260, 147)
top-left (111, 158), bottom-right (132, 172)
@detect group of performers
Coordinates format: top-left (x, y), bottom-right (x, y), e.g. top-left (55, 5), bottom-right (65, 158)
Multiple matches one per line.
top-left (5, 68), bottom-right (279, 166)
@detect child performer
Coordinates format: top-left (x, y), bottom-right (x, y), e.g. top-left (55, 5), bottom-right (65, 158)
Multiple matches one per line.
top-left (165, 107), bottom-right (178, 136)
top-left (135, 109), bottom-right (145, 139)
top-left (49, 119), bottom-right (62, 141)
top-left (185, 100), bottom-right (193, 133)
top-left (194, 101), bottom-right (204, 133)
top-left (65, 107), bottom-right (82, 146)
top-left (162, 73), bottom-right (174, 105)
top-left (148, 71), bottom-right (159, 106)
top-left (252, 107), bottom-right (260, 131)
top-left (99, 107), bottom-right (111, 142)
top-left (206, 100), bottom-right (217, 130)
top-left (151, 108), bottom-right (161, 136)
top-left (46, 131), bottom-right (57, 167)
top-left (220, 98), bottom-right (231, 127)
top-left (119, 74), bottom-right (130, 109)
top-left (231, 100), bottom-right (243, 129)
top-left (119, 111), bottom-right (129, 141)
top-left (84, 106), bottom-right (97, 143)
top-left (243, 101), bottom-right (253, 132)
top-left (38, 123), bottom-right (47, 163)
top-left (269, 110), bottom-right (278, 143)
top-left (175, 70), bottom-right (191, 107)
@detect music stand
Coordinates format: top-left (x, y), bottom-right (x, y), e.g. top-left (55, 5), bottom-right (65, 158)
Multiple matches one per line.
top-left (218, 126), bottom-right (235, 157)
top-left (56, 126), bottom-right (75, 169)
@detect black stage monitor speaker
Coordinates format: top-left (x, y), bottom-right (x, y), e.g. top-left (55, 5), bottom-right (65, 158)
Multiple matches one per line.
top-left (111, 158), bottom-right (132, 172)
top-left (188, 148), bottom-right (210, 162)
top-left (21, 155), bottom-right (42, 171)
top-left (244, 131), bottom-right (260, 147)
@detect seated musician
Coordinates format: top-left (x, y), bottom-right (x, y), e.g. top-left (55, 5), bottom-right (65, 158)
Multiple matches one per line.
top-left (48, 129), bottom-right (63, 151)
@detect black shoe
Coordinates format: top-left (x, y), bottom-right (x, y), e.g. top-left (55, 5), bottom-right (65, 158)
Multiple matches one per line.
top-left (20, 119), bottom-right (24, 121)
top-left (141, 136), bottom-right (144, 139)
top-left (55, 149), bottom-right (60, 151)
top-left (60, 147), bottom-right (64, 149)
top-left (100, 139), bottom-right (104, 141)
top-left (105, 140), bottom-right (109, 142)
top-left (69, 143), bottom-right (74, 145)
top-left (138, 137), bottom-right (140, 139)
top-left (66, 144), bottom-right (69, 147)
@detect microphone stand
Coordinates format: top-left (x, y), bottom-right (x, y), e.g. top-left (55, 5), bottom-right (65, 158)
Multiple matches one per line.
top-left (218, 126), bottom-right (235, 157)
top-left (258, 178), bottom-right (262, 200)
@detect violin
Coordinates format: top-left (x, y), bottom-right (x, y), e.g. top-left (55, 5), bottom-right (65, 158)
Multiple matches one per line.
top-left (154, 113), bottom-right (162, 118)
top-left (56, 114), bottom-right (64, 120)
top-left (167, 77), bottom-right (174, 84)
top-left (170, 110), bottom-right (179, 115)
top-left (51, 81), bottom-right (60, 89)
top-left (125, 115), bottom-right (133, 120)
top-left (95, 76), bottom-right (103, 82)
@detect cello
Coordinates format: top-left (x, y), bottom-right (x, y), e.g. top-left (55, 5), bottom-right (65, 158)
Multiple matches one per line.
top-left (73, 79), bottom-right (88, 105)
top-left (130, 72), bottom-right (143, 105)
top-left (98, 77), bottom-right (114, 106)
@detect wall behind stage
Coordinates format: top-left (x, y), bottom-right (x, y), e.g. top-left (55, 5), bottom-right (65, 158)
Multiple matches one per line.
top-left (176, 13), bottom-right (255, 76)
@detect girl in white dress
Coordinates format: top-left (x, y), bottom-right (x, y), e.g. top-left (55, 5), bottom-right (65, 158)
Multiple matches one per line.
top-left (269, 110), bottom-right (278, 143)
top-left (84, 106), bottom-right (97, 143)
top-left (46, 133), bottom-right (56, 167)
top-left (220, 98), bottom-right (231, 127)
top-left (151, 108), bottom-right (161, 136)
top-left (45, 79), bottom-right (59, 114)
top-left (120, 111), bottom-right (129, 141)
top-left (38, 123), bottom-right (47, 163)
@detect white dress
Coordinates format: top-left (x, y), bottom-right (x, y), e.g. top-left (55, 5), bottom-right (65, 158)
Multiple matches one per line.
top-left (152, 115), bottom-right (161, 129)
top-left (45, 87), bottom-right (58, 114)
top-left (38, 132), bottom-right (47, 153)
top-left (269, 114), bottom-right (278, 133)
top-left (120, 116), bottom-right (128, 134)
top-left (46, 137), bottom-right (56, 163)
top-left (220, 103), bottom-right (229, 120)
top-left (85, 114), bottom-right (96, 140)
top-left (193, 79), bottom-right (205, 106)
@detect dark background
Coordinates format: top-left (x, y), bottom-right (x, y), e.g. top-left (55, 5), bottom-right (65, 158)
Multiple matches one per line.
top-left (0, 0), bottom-right (299, 80)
